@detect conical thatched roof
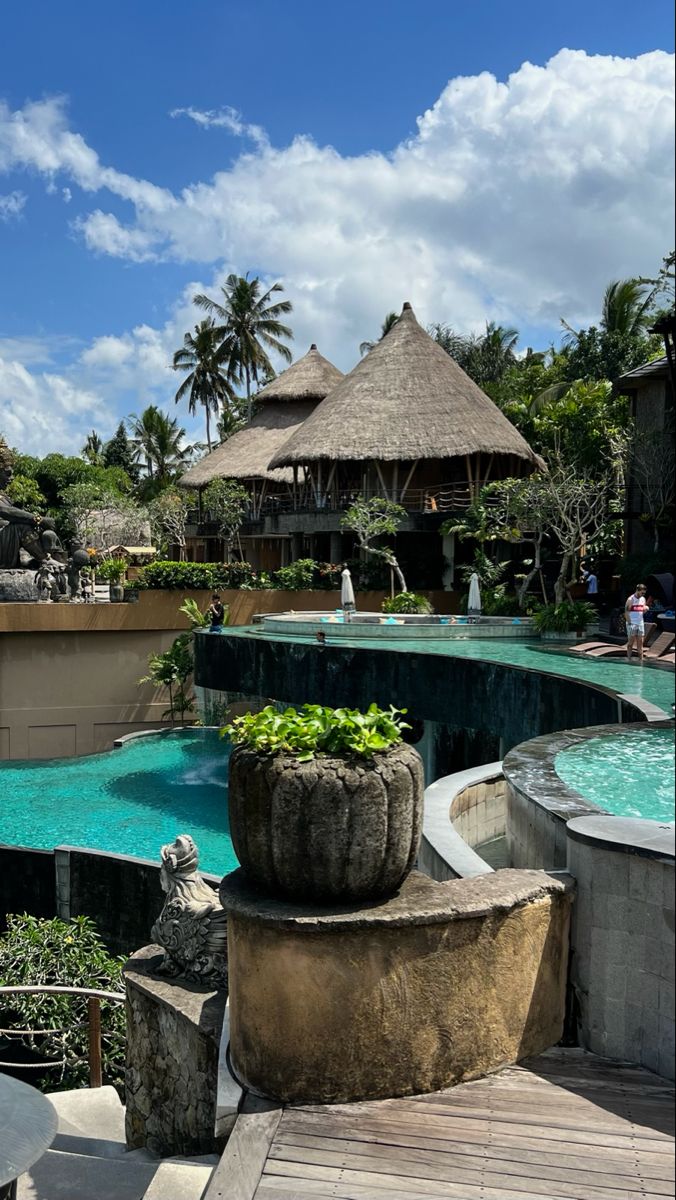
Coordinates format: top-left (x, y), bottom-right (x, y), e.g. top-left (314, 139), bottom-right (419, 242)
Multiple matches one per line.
top-left (270, 305), bottom-right (539, 468)
top-left (179, 402), bottom-right (314, 487)
top-left (179, 344), bottom-right (343, 488)
top-left (255, 343), bottom-right (344, 403)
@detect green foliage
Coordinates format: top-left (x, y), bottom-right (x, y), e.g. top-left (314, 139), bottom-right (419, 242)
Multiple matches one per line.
top-left (341, 496), bottom-right (408, 591)
top-left (533, 600), bottom-right (598, 633)
top-left (382, 592), bottom-right (433, 614)
top-left (103, 422), bottom-right (139, 483)
top-left (0, 914), bottom-right (125, 1091)
top-left (503, 379), bottom-right (630, 475)
top-left (178, 596), bottom-right (213, 629)
top-left (273, 558), bottom-right (317, 590)
top-left (95, 556), bottom-right (128, 582)
top-left (203, 478), bottom-right (250, 553)
top-left (137, 560), bottom-right (258, 590)
top-left (616, 553), bottom-right (664, 596)
top-left (562, 327), bottom-right (661, 385)
top-left (140, 631), bottom-right (196, 722)
top-left (223, 703), bottom-right (410, 761)
top-left (4, 474), bottom-right (47, 513)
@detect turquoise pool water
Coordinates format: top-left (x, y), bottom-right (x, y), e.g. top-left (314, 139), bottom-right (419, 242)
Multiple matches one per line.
top-left (225, 628), bottom-right (675, 715)
top-left (0, 729), bottom-right (237, 877)
top-left (555, 728), bottom-right (675, 823)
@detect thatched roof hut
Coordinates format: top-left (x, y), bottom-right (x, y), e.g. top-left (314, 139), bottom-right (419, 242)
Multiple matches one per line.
top-left (270, 305), bottom-right (539, 473)
top-left (180, 345), bottom-right (344, 488)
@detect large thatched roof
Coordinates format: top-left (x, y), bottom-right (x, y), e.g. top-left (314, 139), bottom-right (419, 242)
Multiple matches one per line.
top-left (179, 401), bottom-right (316, 487)
top-left (255, 343), bottom-right (344, 403)
top-left (270, 304), bottom-right (539, 468)
top-left (179, 344), bottom-right (343, 488)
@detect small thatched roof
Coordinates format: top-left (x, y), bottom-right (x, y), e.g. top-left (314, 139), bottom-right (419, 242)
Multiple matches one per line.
top-left (179, 401), bottom-right (317, 487)
top-left (255, 343), bottom-right (344, 403)
top-left (270, 304), bottom-right (540, 468)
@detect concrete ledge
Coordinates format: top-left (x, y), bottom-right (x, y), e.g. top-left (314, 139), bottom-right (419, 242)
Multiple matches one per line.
top-left (421, 763), bottom-right (502, 880)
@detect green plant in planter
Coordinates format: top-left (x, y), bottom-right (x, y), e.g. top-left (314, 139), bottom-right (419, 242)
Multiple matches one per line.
top-left (382, 593), bottom-right (433, 615)
top-left (533, 600), bottom-right (598, 634)
top-left (96, 556), bottom-right (127, 583)
top-left (223, 702), bottom-right (410, 761)
top-left (223, 703), bottom-right (424, 903)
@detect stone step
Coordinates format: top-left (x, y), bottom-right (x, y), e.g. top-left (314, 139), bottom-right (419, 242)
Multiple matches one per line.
top-left (46, 1085), bottom-right (126, 1153)
top-left (143, 1157), bottom-right (217, 1200)
top-left (17, 1147), bottom-right (157, 1199)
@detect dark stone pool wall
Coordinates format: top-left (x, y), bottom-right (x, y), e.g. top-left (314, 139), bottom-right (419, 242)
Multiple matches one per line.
top-left (195, 634), bottom-right (643, 779)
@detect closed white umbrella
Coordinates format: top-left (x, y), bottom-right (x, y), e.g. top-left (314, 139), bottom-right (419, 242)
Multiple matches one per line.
top-left (468, 572), bottom-right (482, 619)
top-left (341, 567), bottom-right (356, 621)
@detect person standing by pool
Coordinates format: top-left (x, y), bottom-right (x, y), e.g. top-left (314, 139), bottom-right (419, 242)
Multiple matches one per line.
top-left (625, 583), bottom-right (649, 663)
top-left (207, 592), bottom-right (225, 632)
top-left (582, 563), bottom-right (599, 609)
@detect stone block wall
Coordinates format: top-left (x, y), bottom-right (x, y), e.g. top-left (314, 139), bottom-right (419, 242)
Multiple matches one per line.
top-left (567, 821), bottom-right (675, 1080)
top-left (506, 781), bottom-right (569, 870)
top-left (124, 946), bottom-right (228, 1156)
top-left (451, 777), bottom-right (507, 848)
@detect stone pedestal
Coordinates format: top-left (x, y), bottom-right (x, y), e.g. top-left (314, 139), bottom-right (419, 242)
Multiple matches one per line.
top-left (123, 945), bottom-right (227, 1156)
top-left (220, 868), bottom-right (573, 1105)
top-left (0, 568), bottom-right (37, 602)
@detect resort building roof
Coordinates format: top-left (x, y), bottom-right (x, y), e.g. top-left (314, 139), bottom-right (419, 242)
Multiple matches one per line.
top-left (270, 303), bottom-right (540, 469)
top-left (180, 345), bottom-right (343, 487)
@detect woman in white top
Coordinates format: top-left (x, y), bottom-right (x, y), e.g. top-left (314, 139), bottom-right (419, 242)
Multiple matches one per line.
top-left (625, 583), bottom-right (649, 663)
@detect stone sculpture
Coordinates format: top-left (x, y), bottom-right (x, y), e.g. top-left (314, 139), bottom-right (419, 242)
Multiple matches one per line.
top-left (66, 540), bottom-right (91, 601)
top-left (151, 834), bottom-right (228, 988)
top-left (0, 438), bottom-right (69, 601)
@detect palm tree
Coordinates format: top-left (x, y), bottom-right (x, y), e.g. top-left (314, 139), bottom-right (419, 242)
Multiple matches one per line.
top-left (359, 312), bottom-right (399, 356)
top-left (127, 406), bottom-right (193, 494)
top-left (172, 319), bottom-right (236, 452)
top-left (193, 274), bottom-right (293, 421)
top-left (600, 280), bottom-right (653, 337)
top-left (81, 431), bottom-right (104, 466)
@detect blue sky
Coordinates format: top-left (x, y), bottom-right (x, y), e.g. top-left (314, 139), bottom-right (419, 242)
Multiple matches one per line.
top-left (1, 0), bottom-right (674, 456)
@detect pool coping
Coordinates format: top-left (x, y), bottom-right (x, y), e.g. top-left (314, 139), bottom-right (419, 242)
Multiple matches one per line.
top-left (421, 763), bottom-right (502, 879)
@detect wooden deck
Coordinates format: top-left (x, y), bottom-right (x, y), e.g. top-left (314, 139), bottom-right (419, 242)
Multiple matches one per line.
top-left (210, 1047), bottom-right (675, 1200)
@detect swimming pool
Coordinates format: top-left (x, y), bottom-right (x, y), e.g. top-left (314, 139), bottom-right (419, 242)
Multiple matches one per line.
top-left (555, 727), bottom-right (675, 823)
top-left (223, 628), bottom-right (675, 715)
top-left (0, 728), bottom-right (238, 877)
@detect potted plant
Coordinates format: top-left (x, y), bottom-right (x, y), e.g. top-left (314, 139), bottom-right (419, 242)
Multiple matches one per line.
top-left (382, 592), bottom-right (433, 615)
top-left (222, 703), bottom-right (424, 903)
top-left (96, 556), bottom-right (128, 603)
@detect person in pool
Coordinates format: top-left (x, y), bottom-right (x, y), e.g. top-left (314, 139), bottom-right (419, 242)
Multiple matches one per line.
top-left (625, 582), bottom-right (649, 663)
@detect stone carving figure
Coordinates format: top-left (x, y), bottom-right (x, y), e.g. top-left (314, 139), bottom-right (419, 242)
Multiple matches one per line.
top-left (0, 439), bottom-right (65, 570)
top-left (151, 834), bottom-right (228, 989)
top-left (66, 539), bottom-right (91, 601)
top-left (35, 555), bottom-right (64, 602)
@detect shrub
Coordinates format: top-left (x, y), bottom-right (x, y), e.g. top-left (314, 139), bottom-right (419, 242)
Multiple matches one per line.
top-left (533, 600), bottom-right (598, 633)
top-left (382, 592), bottom-right (433, 615)
top-left (222, 702), bottom-right (410, 761)
top-left (272, 558), bottom-right (318, 590)
top-left (0, 914), bottom-right (125, 1091)
top-left (96, 556), bottom-right (128, 583)
top-left (137, 560), bottom-right (257, 590)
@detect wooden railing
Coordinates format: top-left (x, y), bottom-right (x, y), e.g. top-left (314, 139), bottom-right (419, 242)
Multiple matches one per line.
top-left (0, 985), bottom-right (125, 1088)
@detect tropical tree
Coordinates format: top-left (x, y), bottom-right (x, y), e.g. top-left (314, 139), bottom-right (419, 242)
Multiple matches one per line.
top-left (172, 319), bottom-right (236, 452)
top-left (103, 422), bottom-right (139, 484)
top-left (126, 407), bottom-right (193, 497)
top-left (341, 496), bottom-right (408, 593)
top-left (359, 311), bottom-right (400, 356)
top-left (202, 478), bottom-right (250, 561)
top-left (431, 321), bottom-right (519, 387)
top-left (81, 431), bottom-right (104, 466)
top-left (193, 274), bottom-right (293, 421)
top-left (148, 487), bottom-right (194, 561)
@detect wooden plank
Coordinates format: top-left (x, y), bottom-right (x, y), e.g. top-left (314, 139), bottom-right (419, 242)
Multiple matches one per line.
top-left (205, 1093), bottom-right (282, 1200)
top-left (277, 1114), bottom-right (675, 1180)
top-left (297, 1102), bottom-right (672, 1152)
top-left (262, 1159), bottom-right (670, 1200)
top-left (258, 1178), bottom-right (465, 1200)
top-left (272, 1129), bottom-right (671, 1194)
top-left (267, 1142), bottom-right (664, 1200)
top-left (392, 1097), bottom-right (675, 1138)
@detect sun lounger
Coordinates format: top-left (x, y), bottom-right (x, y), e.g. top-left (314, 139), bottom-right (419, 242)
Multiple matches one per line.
top-left (568, 623), bottom-right (657, 654)
top-left (584, 632), bottom-right (675, 659)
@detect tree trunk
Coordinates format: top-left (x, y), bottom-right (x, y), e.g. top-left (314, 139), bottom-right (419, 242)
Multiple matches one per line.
top-left (205, 404), bottom-right (212, 453)
top-left (516, 539), bottom-right (542, 610)
top-left (554, 551), bottom-right (573, 606)
top-left (245, 366), bottom-right (252, 424)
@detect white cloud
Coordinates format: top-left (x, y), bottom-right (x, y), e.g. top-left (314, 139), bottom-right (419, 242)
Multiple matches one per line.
top-left (0, 50), bottom-right (674, 454)
top-left (0, 357), bottom-right (108, 456)
top-left (170, 105), bottom-right (268, 148)
top-left (0, 189), bottom-right (26, 220)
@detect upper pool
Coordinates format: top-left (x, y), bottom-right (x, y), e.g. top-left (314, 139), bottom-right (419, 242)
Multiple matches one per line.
top-left (0, 728), bottom-right (237, 877)
top-left (221, 627), bottom-right (676, 716)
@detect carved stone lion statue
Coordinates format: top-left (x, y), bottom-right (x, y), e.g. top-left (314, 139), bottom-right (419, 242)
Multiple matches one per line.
top-left (150, 834), bottom-right (228, 989)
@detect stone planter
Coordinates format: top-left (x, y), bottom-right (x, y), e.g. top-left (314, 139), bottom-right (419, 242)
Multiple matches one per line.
top-left (109, 581), bottom-right (125, 603)
top-left (228, 742), bottom-right (424, 902)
